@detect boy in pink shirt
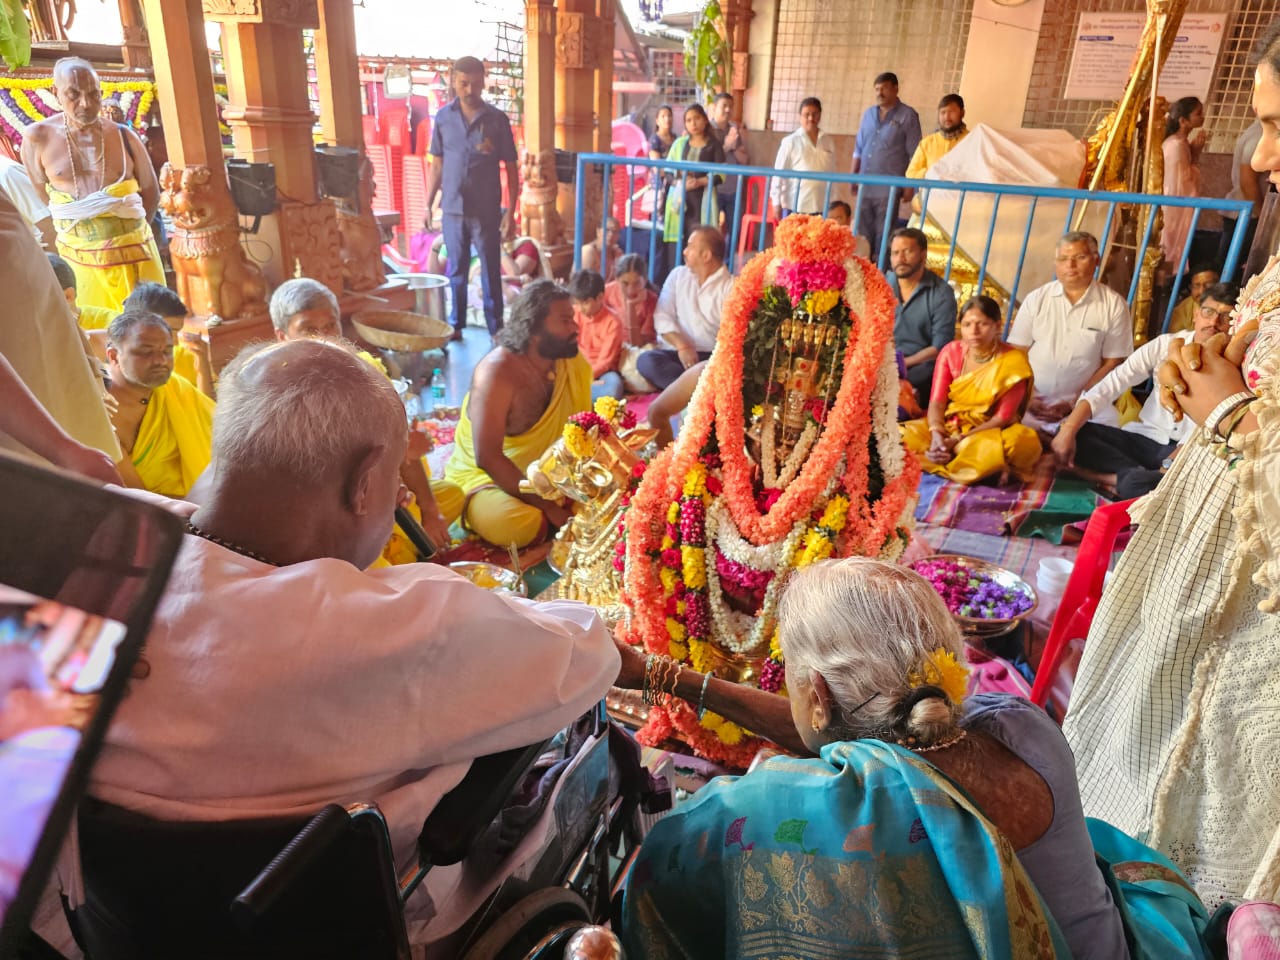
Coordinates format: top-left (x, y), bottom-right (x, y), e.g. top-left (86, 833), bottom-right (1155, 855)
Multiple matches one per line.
top-left (569, 270), bottom-right (626, 400)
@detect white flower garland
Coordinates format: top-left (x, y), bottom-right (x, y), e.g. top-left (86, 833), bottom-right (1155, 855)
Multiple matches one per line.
top-left (871, 339), bottom-right (906, 480)
top-left (776, 421), bottom-right (818, 488)
top-left (761, 403), bottom-right (778, 489)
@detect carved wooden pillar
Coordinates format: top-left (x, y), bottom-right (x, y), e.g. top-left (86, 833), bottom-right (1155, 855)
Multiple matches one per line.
top-left (118, 0), bottom-right (151, 69)
top-left (204, 0), bottom-right (342, 294)
top-left (593, 0), bottom-right (614, 155)
top-left (142, 0), bottom-right (268, 349)
top-left (315, 0), bottom-right (385, 292)
top-left (730, 0), bottom-right (752, 124)
top-left (520, 0), bottom-right (565, 250)
top-left (556, 0), bottom-right (602, 250)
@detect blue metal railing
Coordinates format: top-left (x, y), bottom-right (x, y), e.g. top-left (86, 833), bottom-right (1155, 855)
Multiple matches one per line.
top-left (572, 153), bottom-right (1254, 336)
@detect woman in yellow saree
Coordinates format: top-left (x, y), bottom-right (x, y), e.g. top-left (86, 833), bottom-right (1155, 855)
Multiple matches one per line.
top-left (901, 295), bottom-right (1041, 484)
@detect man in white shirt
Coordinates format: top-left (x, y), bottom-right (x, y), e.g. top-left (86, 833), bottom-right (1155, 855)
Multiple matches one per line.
top-left (85, 337), bottom-right (623, 947)
top-left (1050, 282), bottom-right (1235, 498)
top-left (770, 97), bottom-right (839, 218)
top-left (1007, 231), bottom-right (1133, 433)
top-left (637, 226), bottom-right (733, 390)
top-left (0, 154), bottom-right (54, 247)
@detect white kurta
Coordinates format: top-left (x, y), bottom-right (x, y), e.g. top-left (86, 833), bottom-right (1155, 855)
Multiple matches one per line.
top-left (88, 532), bottom-right (620, 940)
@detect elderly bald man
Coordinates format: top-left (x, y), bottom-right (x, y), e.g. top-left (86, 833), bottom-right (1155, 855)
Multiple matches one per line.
top-left (84, 338), bottom-right (622, 946)
top-left (269, 277), bottom-right (465, 554)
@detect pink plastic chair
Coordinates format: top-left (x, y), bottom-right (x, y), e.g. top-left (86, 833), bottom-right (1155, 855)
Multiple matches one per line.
top-left (1029, 498), bottom-right (1136, 711)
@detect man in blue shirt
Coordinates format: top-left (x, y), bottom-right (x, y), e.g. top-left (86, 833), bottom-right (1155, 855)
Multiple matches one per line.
top-left (850, 72), bottom-right (921, 261)
top-left (885, 227), bottom-right (956, 408)
top-left (425, 57), bottom-right (519, 339)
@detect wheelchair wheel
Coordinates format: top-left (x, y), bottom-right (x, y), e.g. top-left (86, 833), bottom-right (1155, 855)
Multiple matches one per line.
top-left (460, 887), bottom-right (592, 960)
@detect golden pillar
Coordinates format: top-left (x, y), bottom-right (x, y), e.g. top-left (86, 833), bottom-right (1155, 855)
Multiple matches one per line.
top-left (315, 0), bottom-right (385, 292)
top-left (203, 0), bottom-right (342, 294)
top-left (143, 0), bottom-right (269, 365)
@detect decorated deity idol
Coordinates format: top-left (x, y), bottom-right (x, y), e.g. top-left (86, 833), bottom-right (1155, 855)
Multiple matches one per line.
top-left (619, 216), bottom-right (921, 765)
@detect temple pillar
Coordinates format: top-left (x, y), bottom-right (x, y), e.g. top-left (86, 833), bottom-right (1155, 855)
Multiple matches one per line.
top-left (729, 0), bottom-right (752, 124)
top-left (315, 0), bottom-right (385, 292)
top-left (118, 0), bottom-right (151, 69)
top-left (593, 0), bottom-right (614, 154)
top-left (142, 0), bottom-right (269, 364)
top-left (203, 0), bottom-right (342, 294)
top-left (521, 0), bottom-right (568, 269)
top-left (555, 0), bottom-right (603, 251)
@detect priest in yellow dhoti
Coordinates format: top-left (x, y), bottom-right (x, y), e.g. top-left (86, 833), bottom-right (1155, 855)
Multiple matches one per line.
top-left (900, 295), bottom-right (1040, 485)
top-left (447, 281), bottom-right (591, 548)
top-left (268, 278), bottom-right (463, 564)
top-left (105, 310), bottom-right (214, 498)
top-left (20, 57), bottom-right (164, 314)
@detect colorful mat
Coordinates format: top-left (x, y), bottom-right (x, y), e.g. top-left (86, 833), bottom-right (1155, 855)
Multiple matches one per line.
top-left (913, 456), bottom-right (1103, 543)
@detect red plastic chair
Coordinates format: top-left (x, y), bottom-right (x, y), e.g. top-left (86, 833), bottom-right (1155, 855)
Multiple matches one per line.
top-left (736, 176), bottom-right (778, 261)
top-left (1029, 498), bottom-right (1137, 711)
top-left (413, 118), bottom-right (433, 156)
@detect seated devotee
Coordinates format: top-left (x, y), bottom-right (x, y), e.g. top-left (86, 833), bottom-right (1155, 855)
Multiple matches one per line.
top-left (0, 152), bottom-right (54, 248)
top-left (1167, 264), bottom-right (1220, 334)
top-left (21, 58), bottom-right (164, 313)
top-left (604, 254), bottom-right (660, 393)
top-left (501, 235), bottom-right (544, 293)
top-left (82, 337), bottom-right (622, 948)
top-left (900, 296), bottom-right (1040, 484)
top-left (46, 252), bottom-right (115, 333)
top-left (645, 359), bottom-right (706, 447)
top-left (887, 227), bottom-right (957, 408)
top-left (579, 216), bottom-right (624, 281)
top-left (636, 226), bottom-right (733, 391)
top-left (445, 280), bottom-right (591, 548)
top-left (1007, 231), bottom-right (1132, 433)
top-left (0, 192), bottom-right (118, 466)
top-left (122, 282), bottom-right (215, 397)
top-left (269, 277), bottom-right (463, 550)
top-left (568, 269), bottom-right (626, 401)
top-left (105, 310), bottom-right (214, 498)
top-left (1051, 281), bottom-right (1236, 498)
top-left (618, 558), bottom-right (1210, 959)
top-left (824, 200), bottom-right (872, 258)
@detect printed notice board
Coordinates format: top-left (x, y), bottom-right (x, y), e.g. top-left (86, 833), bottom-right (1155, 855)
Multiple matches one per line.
top-left (1064, 13), bottom-right (1227, 102)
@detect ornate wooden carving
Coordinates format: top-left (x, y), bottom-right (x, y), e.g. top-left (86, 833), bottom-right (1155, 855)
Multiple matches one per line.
top-left (202, 0), bottom-right (319, 27)
top-left (159, 162), bottom-right (268, 322)
top-left (556, 12), bottom-right (598, 69)
top-left (279, 199), bottom-right (344, 296)
top-left (519, 148), bottom-right (564, 247)
top-left (336, 156), bottom-right (386, 292)
top-left (526, 0), bottom-right (556, 38)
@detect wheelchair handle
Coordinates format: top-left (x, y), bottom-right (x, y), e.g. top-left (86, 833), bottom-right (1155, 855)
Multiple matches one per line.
top-left (230, 803), bottom-right (350, 930)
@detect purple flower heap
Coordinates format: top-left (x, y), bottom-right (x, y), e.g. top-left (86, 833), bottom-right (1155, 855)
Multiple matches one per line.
top-left (912, 558), bottom-right (1032, 621)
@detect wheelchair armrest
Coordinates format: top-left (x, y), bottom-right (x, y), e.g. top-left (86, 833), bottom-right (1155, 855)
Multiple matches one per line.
top-left (230, 804), bottom-right (350, 931)
top-left (418, 740), bottom-right (551, 868)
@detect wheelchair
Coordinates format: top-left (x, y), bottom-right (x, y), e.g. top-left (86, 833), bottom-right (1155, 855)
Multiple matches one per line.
top-left (68, 703), bottom-right (669, 959)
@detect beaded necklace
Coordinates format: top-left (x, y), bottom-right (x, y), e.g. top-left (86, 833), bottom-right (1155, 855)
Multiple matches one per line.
top-left (186, 520), bottom-right (280, 567)
top-left (63, 113), bottom-right (104, 198)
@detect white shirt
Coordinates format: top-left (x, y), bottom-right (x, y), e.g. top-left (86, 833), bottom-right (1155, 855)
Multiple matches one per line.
top-left (0, 157), bottom-right (49, 238)
top-left (1080, 333), bottom-right (1195, 446)
top-left (769, 127), bottom-right (839, 214)
top-left (1008, 280), bottom-right (1132, 412)
top-left (87, 533), bottom-right (620, 942)
top-left (654, 264), bottom-right (733, 353)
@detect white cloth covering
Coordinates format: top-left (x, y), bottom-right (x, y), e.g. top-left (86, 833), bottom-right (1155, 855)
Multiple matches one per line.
top-left (85, 532), bottom-right (620, 942)
top-left (0, 156), bottom-right (50, 236)
top-left (653, 264), bottom-right (733, 353)
top-left (769, 127), bottom-right (840, 214)
top-left (46, 187), bottom-right (145, 225)
top-left (1079, 333), bottom-right (1195, 446)
top-left (1007, 279), bottom-right (1132, 424)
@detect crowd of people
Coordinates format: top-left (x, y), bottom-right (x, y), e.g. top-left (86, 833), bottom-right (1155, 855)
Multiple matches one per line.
top-left (1, 22), bottom-right (1279, 959)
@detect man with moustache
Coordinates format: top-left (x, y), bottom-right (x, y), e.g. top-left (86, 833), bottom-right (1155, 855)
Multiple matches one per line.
top-left (906, 93), bottom-right (970, 181)
top-left (445, 281), bottom-right (591, 548)
top-left (850, 72), bottom-right (922, 256)
top-left (885, 227), bottom-right (957, 407)
top-left (104, 310), bottom-right (214, 497)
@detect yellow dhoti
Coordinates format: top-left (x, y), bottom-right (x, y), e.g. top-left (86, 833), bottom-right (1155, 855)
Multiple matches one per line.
top-left (125, 373), bottom-right (215, 498)
top-left (900, 350), bottom-right (1040, 485)
top-left (49, 179), bottom-right (165, 314)
top-left (446, 354), bottom-right (592, 549)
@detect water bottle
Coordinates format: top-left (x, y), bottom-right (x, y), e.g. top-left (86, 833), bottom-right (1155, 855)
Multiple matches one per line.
top-left (430, 367), bottom-right (447, 404)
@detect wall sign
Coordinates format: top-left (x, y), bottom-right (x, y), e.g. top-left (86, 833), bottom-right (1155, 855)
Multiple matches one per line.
top-left (1064, 13), bottom-right (1227, 102)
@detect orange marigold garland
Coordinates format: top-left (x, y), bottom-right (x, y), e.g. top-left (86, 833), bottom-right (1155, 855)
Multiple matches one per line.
top-left (621, 215), bottom-right (919, 766)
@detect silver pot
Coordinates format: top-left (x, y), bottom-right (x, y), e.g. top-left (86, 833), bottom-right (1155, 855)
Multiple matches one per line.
top-left (395, 273), bottom-right (448, 322)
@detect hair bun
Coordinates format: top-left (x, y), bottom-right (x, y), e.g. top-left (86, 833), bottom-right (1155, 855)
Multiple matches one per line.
top-left (896, 685), bottom-right (959, 746)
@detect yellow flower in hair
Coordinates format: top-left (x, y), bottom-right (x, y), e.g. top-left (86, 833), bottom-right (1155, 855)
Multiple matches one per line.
top-left (908, 648), bottom-right (970, 704)
top-left (593, 395), bottom-right (623, 423)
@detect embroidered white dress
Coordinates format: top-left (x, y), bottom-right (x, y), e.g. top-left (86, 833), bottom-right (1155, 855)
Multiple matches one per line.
top-left (1064, 255), bottom-right (1280, 907)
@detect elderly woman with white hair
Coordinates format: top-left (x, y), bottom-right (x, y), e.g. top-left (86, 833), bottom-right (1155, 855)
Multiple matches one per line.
top-left (266, 277), bottom-right (465, 557)
top-left (618, 558), bottom-right (1211, 959)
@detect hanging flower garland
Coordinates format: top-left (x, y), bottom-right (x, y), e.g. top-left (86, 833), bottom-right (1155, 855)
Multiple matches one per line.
top-left (0, 78), bottom-right (156, 146)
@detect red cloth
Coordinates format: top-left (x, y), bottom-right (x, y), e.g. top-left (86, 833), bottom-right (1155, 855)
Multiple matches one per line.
top-left (929, 341), bottom-right (1026, 423)
top-left (574, 304), bottom-right (625, 378)
top-left (602, 282), bottom-right (658, 346)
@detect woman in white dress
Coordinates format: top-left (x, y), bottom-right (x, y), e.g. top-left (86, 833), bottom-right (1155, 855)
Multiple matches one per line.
top-left (1064, 20), bottom-right (1280, 908)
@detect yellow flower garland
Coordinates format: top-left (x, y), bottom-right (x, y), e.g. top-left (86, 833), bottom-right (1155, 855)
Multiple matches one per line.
top-left (563, 422), bottom-right (595, 459)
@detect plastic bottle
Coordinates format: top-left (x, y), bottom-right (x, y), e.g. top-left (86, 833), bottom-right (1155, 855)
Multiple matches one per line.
top-left (430, 367), bottom-right (447, 404)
